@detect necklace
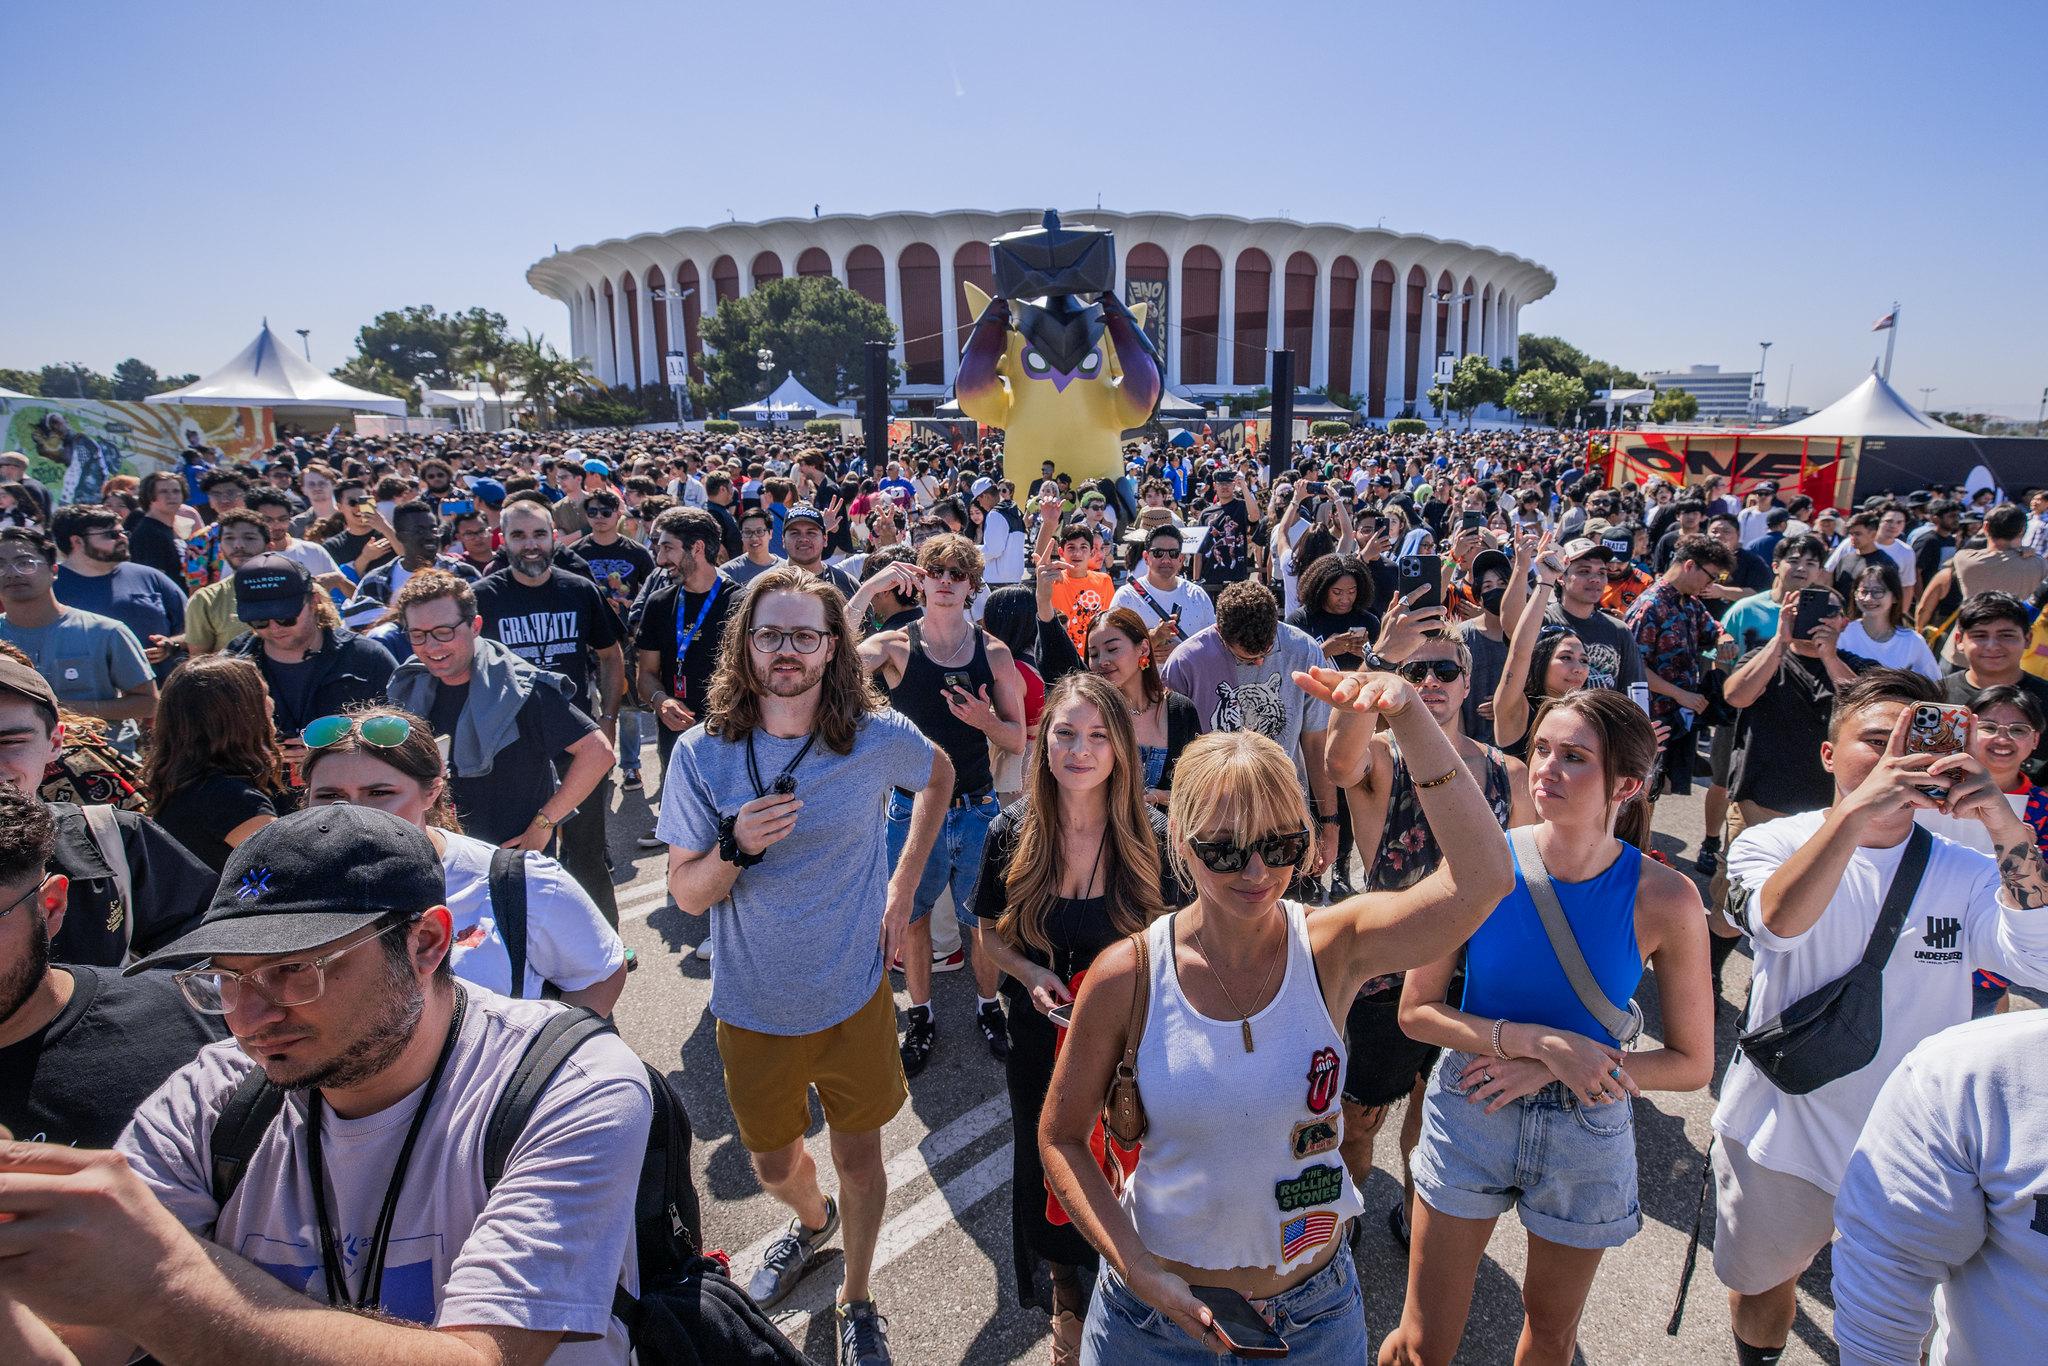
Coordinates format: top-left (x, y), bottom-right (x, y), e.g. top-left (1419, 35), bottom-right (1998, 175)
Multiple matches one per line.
top-left (1191, 918), bottom-right (1283, 1053)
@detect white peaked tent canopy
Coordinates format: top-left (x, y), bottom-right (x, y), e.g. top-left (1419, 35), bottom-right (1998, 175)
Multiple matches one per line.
top-left (1769, 371), bottom-right (1972, 438)
top-left (0, 386), bottom-right (34, 400)
top-left (145, 322), bottom-right (408, 415)
top-left (730, 372), bottom-right (855, 419)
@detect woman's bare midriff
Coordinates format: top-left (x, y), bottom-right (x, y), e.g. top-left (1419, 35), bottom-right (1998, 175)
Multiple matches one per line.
top-left (1152, 1233), bottom-right (1340, 1302)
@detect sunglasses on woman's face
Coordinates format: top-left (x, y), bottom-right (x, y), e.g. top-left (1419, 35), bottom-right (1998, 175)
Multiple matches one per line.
top-left (1397, 660), bottom-right (1466, 685)
top-left (1187, 828), bottom-right (1312, 874)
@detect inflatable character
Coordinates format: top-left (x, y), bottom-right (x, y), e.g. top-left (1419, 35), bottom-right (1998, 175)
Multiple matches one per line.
top-left (956, 211), bottom-right (1163, 490)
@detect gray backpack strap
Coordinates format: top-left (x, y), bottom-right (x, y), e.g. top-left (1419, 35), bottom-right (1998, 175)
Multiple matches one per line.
top-left (1510, 827), bottom-right (1643, 1046)
top-left (80, 804), bottom-right (135, 961)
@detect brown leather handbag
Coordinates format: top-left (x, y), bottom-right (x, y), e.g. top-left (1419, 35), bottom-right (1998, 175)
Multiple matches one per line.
top-left (1103, 930), bottom-right (1150, 1146)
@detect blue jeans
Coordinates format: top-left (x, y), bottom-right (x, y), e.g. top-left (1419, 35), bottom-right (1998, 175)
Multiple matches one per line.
top-left (1410, 1050), bottom-right (1642, 1250)
top-left (616, 706), bottom-right (644, 775)
top-left (1080, 1242), bottom-right (1367, 1365)
top-left (885, 789), bottom-right (997, 926)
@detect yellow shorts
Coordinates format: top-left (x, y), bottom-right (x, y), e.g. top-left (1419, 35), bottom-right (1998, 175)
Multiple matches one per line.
top-left (715, 978), bottom-right (908, 1154)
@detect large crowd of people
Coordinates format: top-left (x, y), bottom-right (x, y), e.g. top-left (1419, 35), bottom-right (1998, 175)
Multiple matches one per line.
top-left (2, 419), bottom-right (2046, 1366)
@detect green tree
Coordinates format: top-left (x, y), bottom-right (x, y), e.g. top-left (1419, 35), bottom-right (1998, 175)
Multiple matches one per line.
top-left (1427, 355), bottom-right (1510, 428)
top-left (1516, 334), bottom-right (1641, 391)
top-left (37, 363), bottom-right (112, 399)
top-left (331, 356), bottom-right (418, 412)
top-left (111, 358), bottom-right (161, 401)
top-left (502, 332), bottom-right (599, 427)
top-left (345, 305), bottom-right (511, 387)
top-left (1649, 387), bottom-right (1699, 423)
top-left (1506, 368), bottom-right (1589, 427)
top-left (160, 373), bottom-right (199, 392)
top-left (697, 276), bottom-right (896, 413)
top-left (0, 369), bottom-right (40, 396)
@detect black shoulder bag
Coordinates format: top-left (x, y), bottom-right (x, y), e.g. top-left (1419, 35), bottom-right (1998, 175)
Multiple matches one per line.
top-left (1734, 824), bottom-right (1931, 1095)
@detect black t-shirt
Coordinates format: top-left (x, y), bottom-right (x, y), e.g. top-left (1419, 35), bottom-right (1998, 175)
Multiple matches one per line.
top-left (575, 536), bottom-right (656, 624)
top-left (151, 772), bottom-right (281, 874)
top-left (1198, 499), bottom-right (1255, 584)
top-left (265, 653), bottom-right (323, 732)
top-left (0, 965), bottom-right (225, 1149)
top-left (1287, 607), bottom-right (1381, 672)
top-left (49, 807), bottom-right (217, 969)
top-left (1545, 601), bottom-right (1648, 693)
top-left (124, 512), bottom-right (186, 584)
top-left (474, 568), bottom-right (622, 713)
top-left (634, 574), bottom-right (739, 712)
top-left (706, 501), bottom-right (744, 561)
top-left (432, 681), bottom-right (599, 843)
top-left (324, 527), bottom-right (394, 576)
top-left (1729, 649), bottom-right (1876, 812)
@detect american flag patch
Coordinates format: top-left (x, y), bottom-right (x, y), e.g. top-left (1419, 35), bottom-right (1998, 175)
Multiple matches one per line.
top-left (1280, 1210), bottom-right (1338, 1261)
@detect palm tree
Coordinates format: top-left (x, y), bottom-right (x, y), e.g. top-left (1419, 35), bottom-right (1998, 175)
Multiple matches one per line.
top-left (502, 332), bottom-right (598, 428)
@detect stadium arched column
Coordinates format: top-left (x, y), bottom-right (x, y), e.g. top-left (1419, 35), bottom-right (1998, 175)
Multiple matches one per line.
top-left (939, 246), bottom-right (958, 387)
top-left (1165, 249), bottom-right (1184, 387)
top-left (637, 276), bottom-right (660, 388)
top-left (1216, 252), bottom-right (1236, 389)
top-left (1309, 254), bottom-right (1332, 390)
top-left (884, 250), bottom-right (905, 369)
top-left (1383, 262), bottom-right (1407, 417)
top-left (1415, 269), bottom-right (1439, 419)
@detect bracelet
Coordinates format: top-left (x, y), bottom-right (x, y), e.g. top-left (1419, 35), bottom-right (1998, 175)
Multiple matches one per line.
top-left (1491, 1018), bottom-right (1510, 1061)
top-left (1415, 766), bottom-right (1458, 790)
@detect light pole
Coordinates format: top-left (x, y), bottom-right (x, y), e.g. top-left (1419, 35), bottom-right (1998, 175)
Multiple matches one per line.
top-left (1754, 342), bottom-right (1772, 421)
top-left (1919, 387), bottom-right (1937, 415)
top-left (651, 286), bottom-right (697, 421)
top-left (1425, 289), bottom-right (1474, 428)
top-left (295, 329), bottom-right (311, 361)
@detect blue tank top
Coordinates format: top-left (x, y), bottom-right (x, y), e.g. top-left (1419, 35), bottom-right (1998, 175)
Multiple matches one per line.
top-left (1459, 838), bottom-right (1644, 1046)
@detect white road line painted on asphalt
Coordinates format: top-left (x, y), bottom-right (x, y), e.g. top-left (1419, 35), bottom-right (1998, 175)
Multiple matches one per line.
top-left (770, 1141), bottom-right (1015, 1344)
top-left (617, 881), bottom-right (671, 921)
top-left (732, 1092), bottom-right (1012, 1278)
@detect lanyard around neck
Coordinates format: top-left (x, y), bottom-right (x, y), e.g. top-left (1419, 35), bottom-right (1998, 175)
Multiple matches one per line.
top-left (304, 986), bottom-right (467, 1311)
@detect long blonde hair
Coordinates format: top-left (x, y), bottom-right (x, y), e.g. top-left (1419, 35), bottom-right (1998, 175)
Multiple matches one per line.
top-left (997, 673), bottom-right (1166, 958)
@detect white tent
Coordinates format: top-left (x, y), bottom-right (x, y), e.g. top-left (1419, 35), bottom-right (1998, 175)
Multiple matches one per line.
top-left (730, 372), bottom-right (855, 419)
top-left (145, 322), bottom-right (407, 415)
top-left (1767, 371), bottom-right (1972, 438)
top-left (0, 386), bottom-right (33, 401)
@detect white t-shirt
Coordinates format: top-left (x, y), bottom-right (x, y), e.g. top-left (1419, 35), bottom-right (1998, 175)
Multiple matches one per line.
top-left (1715, 809), bottom-right (2048, 1193)
top-left (1110, 575), bottom-right (1217, 641)
top-left (280, 538), bottom-right (341, 579)
top-left (1835, 621), bottom-right (1943, 681)
top-left (118, 989), bottom-right (649, 1361)
top-left (1876, 537), bottom-right (1918, 586)
top-left (1832, 1012), bottom-right (2048, 1366)
top-left (439, 832), bottom-right (625, 998)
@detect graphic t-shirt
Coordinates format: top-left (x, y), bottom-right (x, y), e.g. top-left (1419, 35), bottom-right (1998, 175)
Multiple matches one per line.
top-left (1544, 601), bottom-right (1647, 693)
top-left (118, 989), bottom-right (649, 1362)
top-left (1051, 569), bottom-right (1115, 653)
top-left (576, 537), bottom-right (656, 624)
top-left (1160, 624), bottom-right (1332, 787)
top-left (475, 568), bottom-right (622, 712)
top-left (1198, 499), bottom-right (1255, 583)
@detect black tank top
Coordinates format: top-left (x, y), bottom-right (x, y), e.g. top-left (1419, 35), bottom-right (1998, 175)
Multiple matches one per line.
top-left (886, 620), bottom-right (997, 798)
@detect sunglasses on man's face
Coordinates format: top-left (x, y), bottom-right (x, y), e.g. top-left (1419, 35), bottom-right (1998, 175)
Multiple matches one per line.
top-left (1396, 660), bottom-right (1466, 685)
top-left (1187, 828), bottom-right (1312, 874)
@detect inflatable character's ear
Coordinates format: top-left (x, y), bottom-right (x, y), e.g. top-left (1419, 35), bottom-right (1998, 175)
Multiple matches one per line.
top-left (963, 280), bottom-right (995, 320)
top-left (1129, 301), bottom-right (1149, 332)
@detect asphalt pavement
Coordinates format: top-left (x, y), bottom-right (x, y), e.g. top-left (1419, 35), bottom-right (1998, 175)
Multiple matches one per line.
top-left (601, 753), bottom-right (2034, 1365)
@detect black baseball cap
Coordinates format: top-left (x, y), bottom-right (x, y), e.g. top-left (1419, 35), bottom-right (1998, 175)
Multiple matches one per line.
top-left (233, 553), bottom-right (312, 623)
top-left (126, 806), bottom-right (446, 973)
top-left (1470, 549), bottom-right (1513, 585)
top-left (783, 503), bottom-right (827, 529)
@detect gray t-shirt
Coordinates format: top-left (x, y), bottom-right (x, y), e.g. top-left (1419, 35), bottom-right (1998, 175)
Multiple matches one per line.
top-left (1160, 623), bottom-right (1332, 784)
top-left (719, 555), bottom-right (781, 589)
top-left (1457, 620), bottom-right (1509, 744)
top-left (1544, 600), bottom-right (1647, 693)
top-left (657, 709), bottom-right (937, 1035)
top-left (0, 605), bottom-right (152, 705)
top-left (118, 989), bottom-right (648, 1362)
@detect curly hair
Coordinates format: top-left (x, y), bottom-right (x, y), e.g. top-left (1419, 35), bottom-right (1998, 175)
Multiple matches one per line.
top-left (1298, 553), bottom-right (1376, 617)
top-left (1214, 580), bottom-right (1279, 656)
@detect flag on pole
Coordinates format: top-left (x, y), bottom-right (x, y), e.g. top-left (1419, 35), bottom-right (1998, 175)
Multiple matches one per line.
top-left (1871, 308), bottom-right (1898, 332)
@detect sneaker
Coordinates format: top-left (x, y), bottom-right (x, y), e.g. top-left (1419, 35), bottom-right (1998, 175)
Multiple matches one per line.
top-left (837, 1298), bottom-right (892, 1366)
top-left (930, 947), bottom-right (965, 973)
top-left (747, 1197), bottom-right (839, 1310)
top-left (693, 939), bottom-right (713, 960)
top-left (976, 1000), bottom-right (1009, 1060)
top-left (1328, 874), bottom-right (1356, 902)
top-left (1695, 837), bottom-right (1721, 876)
top-left (623, 947), bottom-right (638, 971)
top-left (636, 832), bottom-right (666, 850)
top-left (620, 771), bottom-right (643, 792)
top-left (900, 1012), bottom-right (936, 1078)
top-left (1387, 1203), bottom-right (1412, 1252)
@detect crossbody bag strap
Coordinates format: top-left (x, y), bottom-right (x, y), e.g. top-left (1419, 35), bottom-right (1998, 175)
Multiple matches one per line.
top-left (1119, 927), bottom-right (1151, 1080)
top-left (1510, 827), bottom-right (1643, 1045)
top-left (79, 804), bottom-right (135, 959)
top-left (488, 846), bottom-right (531, 1000)
top-left (1859, 825), bottom-right (1933, 972)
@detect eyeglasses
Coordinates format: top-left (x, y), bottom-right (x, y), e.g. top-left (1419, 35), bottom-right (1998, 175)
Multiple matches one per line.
top-left (1187, 828), bottom-right (1313, 875)
top-left (740, 526), bottom-right (771, 539)
top-left (1977, 722), bottom-right (2039, 743)
top-left (0, 555), bottom-right (48, 575)
top-left (87, 528), bottom-right (127, 541)
top-left (173, 920), bottom-right (411, 1015)
top-left (1396, 660), bottom-right (1467, 685)
top-left (343, 498), bottom-right (373, 509)
top-left (406, 622), bottom-right (469, 645)
top-left (304, 713), bottom-right (413, 750)
top-left (750, 626), bottom-right (825, 654)
top-left (0, 878), bottom-right (43, 923)
top-left (1147, 547), bottom-right (1183, 558)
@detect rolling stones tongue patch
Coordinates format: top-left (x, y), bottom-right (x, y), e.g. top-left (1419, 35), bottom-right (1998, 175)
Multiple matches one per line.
top-left (1305, 1046), bottom-right (1340, 1114)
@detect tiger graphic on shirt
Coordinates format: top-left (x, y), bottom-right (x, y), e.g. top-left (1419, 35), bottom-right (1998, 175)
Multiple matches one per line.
top-left (1215, 673), bottom-right (1286, 739)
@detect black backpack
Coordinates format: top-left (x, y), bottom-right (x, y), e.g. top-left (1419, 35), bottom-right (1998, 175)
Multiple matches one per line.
top-left (209, 1002), bottom-right (809, 1365)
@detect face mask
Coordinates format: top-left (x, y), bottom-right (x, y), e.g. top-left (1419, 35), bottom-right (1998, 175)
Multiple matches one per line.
top-left (1480, 585), bottom-right (1507, 617)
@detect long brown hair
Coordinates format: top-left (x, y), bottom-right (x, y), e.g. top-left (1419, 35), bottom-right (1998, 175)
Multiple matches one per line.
top-left (997, 673), bottom-right (1166, 958)
top-left (299, 704), bottom-right (463, 832)
top-left (705, 564), bottom-right (884, 755)
top-left (1527, 689), bottom-right (1657, 849)
top-left (141, 656), bottom-right (283, 806)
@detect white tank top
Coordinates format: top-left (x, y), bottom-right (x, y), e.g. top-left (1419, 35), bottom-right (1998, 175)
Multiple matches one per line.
top-left (1121, 902), bottom-right (1364, 1272)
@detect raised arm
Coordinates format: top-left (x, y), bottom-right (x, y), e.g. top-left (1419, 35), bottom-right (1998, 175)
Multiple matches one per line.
top-left (1493, 559), bottom-right (1561, 747)
top-left (1098, 293), bottom-right (1163, 428)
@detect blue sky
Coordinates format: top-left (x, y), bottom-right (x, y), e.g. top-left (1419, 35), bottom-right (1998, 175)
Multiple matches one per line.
top-left (6, 1), bottom-right (2044, 417)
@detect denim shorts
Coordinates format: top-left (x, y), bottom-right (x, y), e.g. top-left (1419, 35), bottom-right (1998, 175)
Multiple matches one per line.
top-left (1409, 1050), bottom-right (1642, 1250)
top-left (885, 789), bottom-right (998, 927)
top-left (1080, 1241), bottom-right (1367, 1365)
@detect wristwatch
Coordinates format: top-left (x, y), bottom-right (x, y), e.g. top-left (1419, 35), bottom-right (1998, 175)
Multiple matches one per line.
top-left (717, 813), bottom-right (765, 868)
top-left (530, 811), bottom-right (556, 832)
top-left (1361, 648), bottom-right (1394, 673)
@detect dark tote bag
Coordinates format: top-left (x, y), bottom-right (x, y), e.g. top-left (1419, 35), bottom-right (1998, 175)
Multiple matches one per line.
top-left (1735, 824), bottom-right (1931, 1095)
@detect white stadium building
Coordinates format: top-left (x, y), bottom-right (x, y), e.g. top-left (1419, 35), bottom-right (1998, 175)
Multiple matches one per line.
top-left (525, 209), bottom-right (1555, 418)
